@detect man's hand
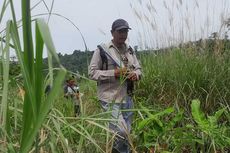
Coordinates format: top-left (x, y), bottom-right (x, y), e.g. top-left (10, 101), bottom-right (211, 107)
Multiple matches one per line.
top-left (75, 92), bottom-right (80, 99)
top-left (114, 67), bottom-right (129, 78)
top-left (127, 72), bottom-right (138, 81)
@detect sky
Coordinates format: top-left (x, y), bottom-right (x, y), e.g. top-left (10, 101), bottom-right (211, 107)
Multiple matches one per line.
top-left (1, 0), bottom-right (230, 56)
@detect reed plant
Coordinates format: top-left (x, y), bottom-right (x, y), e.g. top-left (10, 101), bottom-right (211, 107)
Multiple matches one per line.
top-left (137, 48), bottom-right (230, 113)
top-left (0, 0), bottom-right (69, 152)
top-left (0, 2), bottom-right (125, 152)
top-left (1, 0), bottom-right (230, 152)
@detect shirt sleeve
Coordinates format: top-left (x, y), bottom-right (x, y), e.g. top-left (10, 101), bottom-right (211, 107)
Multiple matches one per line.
top-left (88, 48), bottom-right (115, 81)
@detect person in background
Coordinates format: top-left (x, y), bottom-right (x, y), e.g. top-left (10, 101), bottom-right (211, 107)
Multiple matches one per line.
top-left (64, 75), bottom-right (80, 116)
top-left (88, 19), bottom-right (142, 153)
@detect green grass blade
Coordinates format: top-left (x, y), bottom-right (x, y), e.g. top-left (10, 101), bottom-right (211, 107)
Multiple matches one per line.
top-left (21, 0), bottom-right (34, 75)
top-left (9, 0), bottom-right (22, 50)
top-left (21, 0), bottom-right (37, 121)
top-left (51, 117), bottom-right (69, 153)
top-left (36, 18), bottom-right (60, 64)
top-left (19, 16), bottom-right (67, 152)
top-left (20, 69), bottom-right (66, 153)
top-left (37, 18), bottom-right (63, 86)
top-left (0, 0), bottom-right (9, 23)
top-left (0, 20), bottom-right (11, 136)
top-left (35, 20), bottom-right (44, 113)
top-left (9, 21), bottom-right (37, 150)
top-left (47, 51), bottom-right (53, 86)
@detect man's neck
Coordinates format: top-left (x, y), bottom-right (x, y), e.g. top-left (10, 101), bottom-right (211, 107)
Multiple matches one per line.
top-left (112, 40), bottom-right (125, 49)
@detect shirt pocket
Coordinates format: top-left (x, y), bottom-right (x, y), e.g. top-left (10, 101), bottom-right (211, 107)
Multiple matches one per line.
top-left (107, 58), bottom-right (116, 70)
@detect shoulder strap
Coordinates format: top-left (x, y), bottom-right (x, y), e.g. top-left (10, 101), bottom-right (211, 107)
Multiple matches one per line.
top-left (128, 46), bottom-right (134, 55)
top-left (64, 84), bottom-right (76, 93)
top-left (69, 85), bottom-right (76, 93)
top-left (97, 45), bottom-right (108, 70)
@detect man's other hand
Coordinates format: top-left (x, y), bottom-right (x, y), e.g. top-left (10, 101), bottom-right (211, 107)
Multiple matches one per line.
top-left (127, 72), bottom-right (138, 81)
top-left (114, 67), bottom-right (128, 78)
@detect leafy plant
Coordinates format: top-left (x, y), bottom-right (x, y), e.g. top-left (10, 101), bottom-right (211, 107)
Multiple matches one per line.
top-left (190, 99), bottom-right (230, 152)
top-left (135, 105), bottom-right (183, 152)
top-left (134, 100), bottom-right (230, 152)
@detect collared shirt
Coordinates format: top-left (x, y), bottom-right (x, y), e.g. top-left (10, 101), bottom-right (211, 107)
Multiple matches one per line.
top-left (88, 41), bottom-right (142, 103)
top-left (64, 84), bottom-right (79, 100)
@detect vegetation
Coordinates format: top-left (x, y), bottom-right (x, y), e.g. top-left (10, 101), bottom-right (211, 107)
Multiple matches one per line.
top-left (0, 0), bottom-right (230, 153)
top-left (41, 38), bottom-right (230, 77)
top-left (43, 50), bottom-right (93, 76)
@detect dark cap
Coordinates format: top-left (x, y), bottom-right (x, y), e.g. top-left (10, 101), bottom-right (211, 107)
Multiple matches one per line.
top-left (111, 19), bottom-right (131, 31)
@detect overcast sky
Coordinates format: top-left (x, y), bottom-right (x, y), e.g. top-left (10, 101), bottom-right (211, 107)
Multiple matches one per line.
top-left (1, 0), bottom-right (230, 56)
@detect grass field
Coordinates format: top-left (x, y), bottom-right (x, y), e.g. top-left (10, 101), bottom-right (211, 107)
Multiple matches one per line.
top-left (0, 0), bottom-right (230, 152)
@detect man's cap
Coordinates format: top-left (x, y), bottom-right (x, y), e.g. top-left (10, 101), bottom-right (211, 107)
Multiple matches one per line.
top-left (112, 19), bottom-right (131, 31)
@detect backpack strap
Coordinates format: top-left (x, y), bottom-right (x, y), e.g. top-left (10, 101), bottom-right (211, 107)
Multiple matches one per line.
top-left (69, 85), bottom-right (76, 93)
top-left (97, 45), bottom-right (108, 70)
top-left (128, 46), bottom-right (134, 55)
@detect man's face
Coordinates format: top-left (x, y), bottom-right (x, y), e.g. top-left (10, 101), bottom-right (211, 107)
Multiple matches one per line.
top-left (112, 28), bottom-right (129, 45)
top-left (69, 80), bottom-right (75, 85)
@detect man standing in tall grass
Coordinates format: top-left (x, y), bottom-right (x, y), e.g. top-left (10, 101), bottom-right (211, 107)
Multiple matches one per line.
top-left (89, 19), bottom-right (142, 153)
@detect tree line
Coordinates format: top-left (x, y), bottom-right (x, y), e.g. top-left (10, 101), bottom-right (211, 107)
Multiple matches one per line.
top-left (4, 38), bottom-right (230, 78)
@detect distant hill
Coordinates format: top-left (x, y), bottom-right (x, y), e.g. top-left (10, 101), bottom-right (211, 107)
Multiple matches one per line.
top-left (43, 50), bottom-right (93, 75)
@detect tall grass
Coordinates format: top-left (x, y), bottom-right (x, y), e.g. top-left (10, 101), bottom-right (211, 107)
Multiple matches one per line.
top-left (1, 0), bottom-right (230, 152)
top-left (131, 0), bottom-right (230, 50)
top-left (0, 1), bottom-right (121, 152)
top-left (137, 48), bottom-right (230, 113)
top-left (0, 0), bottom-right (67, 152)
top-left (131, 0), bottom-right (230, 114)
